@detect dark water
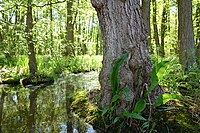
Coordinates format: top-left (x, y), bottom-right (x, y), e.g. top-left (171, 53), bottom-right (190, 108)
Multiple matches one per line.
top-left (0, 71), bottom-right (99, 133)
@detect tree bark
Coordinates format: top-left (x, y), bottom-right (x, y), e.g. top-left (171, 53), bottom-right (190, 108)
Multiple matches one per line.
top-left (25, 0), bottom-right (37, 75)
top-left (196, 2), bottom-right (200, 65)
top-left (141, 0), bottom-right (153, 54)
top-left (91, 0), bottom-right (153, 110)
top-left (160, 0), bottom-right (167, 57)
top-left (178, 0), bottom-right (196, 71)
top-left (152, 0), bottom-right (160, 56)
top-left (49, 0), bottom-right (54, 55)
top-left (65, 0), bottom-right (75, 56)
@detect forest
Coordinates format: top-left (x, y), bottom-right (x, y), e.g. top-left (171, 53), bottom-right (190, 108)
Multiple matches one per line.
top-left (0, 0), bottom-right (199, 133)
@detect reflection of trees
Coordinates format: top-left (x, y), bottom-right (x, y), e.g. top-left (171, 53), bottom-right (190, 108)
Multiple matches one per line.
top-left (0, 75), bottom-right (97, 132)
top-left (66, 83), bottom-right (74, 133)
top-left (28, 89), bottom-right (38, 133)
top-left (0, 90), bottom-right (6, 133)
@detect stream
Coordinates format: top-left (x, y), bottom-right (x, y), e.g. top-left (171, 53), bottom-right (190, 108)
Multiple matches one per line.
top-left (0, 71), bottom-right (100, 133)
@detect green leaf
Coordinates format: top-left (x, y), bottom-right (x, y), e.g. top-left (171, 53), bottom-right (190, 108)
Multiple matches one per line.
top-left (156, 61), bottom-right (170, 81)
top-left (110, 53), bottom-right (129, 93)
top-left (154, 94), bottom-right (183, 107)
top-left (144, 65), bottom-right (158, 96)
top-left (145, 60), bottom-right (170, 97)
top-left (122, 87), bottom-right (130, 101)
top-left (122, 112), bottom-right (146, 121)
top-left (142, 122), bottom-right (149, 129)
top-left (111, 94), bottom-right (120, 103)
top-left (102, 108), bottom-right (108, 117)
top-left (133, 98), bottom-right (146, 113)
top-left (113, 117), bottom-right (120, 124)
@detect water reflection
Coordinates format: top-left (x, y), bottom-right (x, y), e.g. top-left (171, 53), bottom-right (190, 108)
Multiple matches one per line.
top-left (0, 71), bottom-right (99, 133)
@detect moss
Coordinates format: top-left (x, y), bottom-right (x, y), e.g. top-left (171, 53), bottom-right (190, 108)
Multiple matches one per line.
top-left (71, 90), bottom-right (98, 124)
top-left (154, 106), bottom-right (200, 133)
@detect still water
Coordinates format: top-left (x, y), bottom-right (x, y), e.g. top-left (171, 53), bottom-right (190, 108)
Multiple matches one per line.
top-left (0, 71), bottom-right (99, 133)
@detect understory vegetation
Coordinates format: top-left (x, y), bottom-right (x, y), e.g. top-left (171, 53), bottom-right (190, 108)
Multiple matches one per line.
top-left (70, 54), bottom-right (200, 133)
top-left (0, 55), bottom-right (102, 79)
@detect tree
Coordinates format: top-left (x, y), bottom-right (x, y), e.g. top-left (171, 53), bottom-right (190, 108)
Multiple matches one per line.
top-left (25, 0), bottom-right (37, 75)
top-left (152, 0), bottom-right (161, 56)
top-left (160, 0), bottom-right (168, 57)
top-left (65, 0), bottom-right (75, 56)
top-left (178, 0), bottom-right (196, 71)
top-left (196, 1), bottom-right (200, 65)
top-left (91, 0), bottom-right (156, 110)
top-left (141, 0), bottom-right (153, 54)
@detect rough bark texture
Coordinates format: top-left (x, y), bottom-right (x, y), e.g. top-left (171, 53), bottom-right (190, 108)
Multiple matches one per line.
top-left (91, 0), bottom-right (153, 110)
top-left (152, 0), bottom-right (160, 56)
top-left (141, 0), bottom-right (153, 54)
top-left (178, 0), bottom-right (196, 71)
top-left (25, 0), bottom-right (37, 75)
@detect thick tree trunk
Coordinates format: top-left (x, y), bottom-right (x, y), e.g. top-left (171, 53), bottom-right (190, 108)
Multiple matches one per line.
top-left (25, 0), bottom-right (37, 75)
top-left (160, 0), bottom-right (167, 57)
top-left (141, 0), bottom-right (153, 54)
top-left (91, 0), bottom-right (153, 110)
top-left (178, 0), bottom-right (196, 71)
top-left (152, 0), bottom-right (160, 56)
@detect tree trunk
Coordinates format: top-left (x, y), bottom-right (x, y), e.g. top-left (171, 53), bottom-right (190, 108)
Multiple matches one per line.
top-left (91, 0), bottom-right (154, 110)
top-left (141, 0), bottom-right (153, 54)
top-left (152, 0), bottom-right (160, 56)
top-left (196, 2), bottom-right (200, 65)
top-left (178, 0), bottom-right (196, 71)
top-left (160, 0), bottom-right (167, 57)
top-left (49, 0), bottom-right (54, 55)
top-left (65, 0), bottom-right (75, 56)
top-left (96, 27), bottom-right (99, 55)
top-left (25, 0), bottom-right (37, 75)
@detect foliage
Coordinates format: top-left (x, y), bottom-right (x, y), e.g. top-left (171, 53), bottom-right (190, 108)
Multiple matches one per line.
top-left (0, 0), bottom-right (100, 57)
top-left (100, 53), bottom-right (129, 131)
top-left (100, 53), bottom-right (184, 132)
top-left (0, 55), bottom-right (102, 79)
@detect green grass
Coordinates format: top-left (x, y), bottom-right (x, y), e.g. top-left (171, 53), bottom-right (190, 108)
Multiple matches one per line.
top-left (0, 55), bottom-right (103, 79)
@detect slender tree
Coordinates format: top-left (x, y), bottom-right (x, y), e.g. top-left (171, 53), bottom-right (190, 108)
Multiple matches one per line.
top-left (152, 0), bottom-right (160, 56)
top-left (160, 0), bottom-right (168, 57)
top-left (65, 0), bottom-right (75, 56)
top-left (178, 0), bottom-right (196, 71)
top-left (141, 0), bottom-right (153, 54)
top-left (49, 0), bottom-right (54, 54)
top-left (25, 0), bottom-right (37, 75)
top-left (196, 2), bottom-right (200, 65)
top-left (91, 0), bottom-right (159, 110)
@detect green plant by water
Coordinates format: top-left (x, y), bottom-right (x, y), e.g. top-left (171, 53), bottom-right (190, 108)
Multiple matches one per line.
top-left (100, 53), bottom-right (183, 132)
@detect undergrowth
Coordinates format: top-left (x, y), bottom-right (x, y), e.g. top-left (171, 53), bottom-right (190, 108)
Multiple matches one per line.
top-left (0, 55), bottom-right (102, 79)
